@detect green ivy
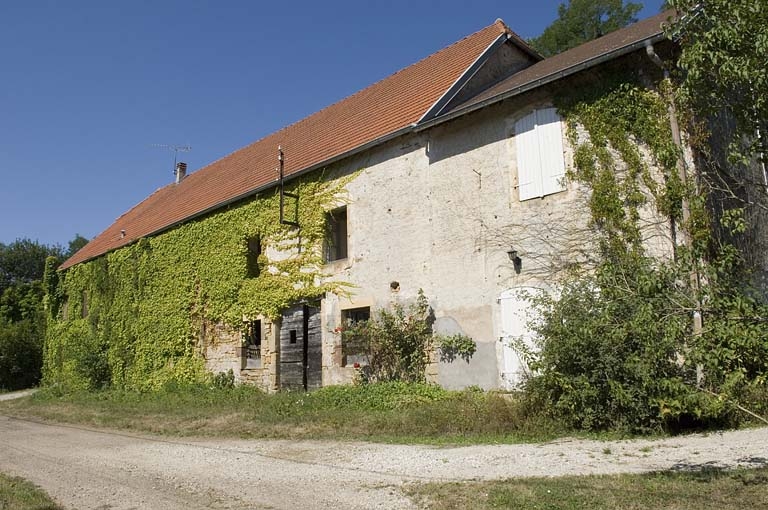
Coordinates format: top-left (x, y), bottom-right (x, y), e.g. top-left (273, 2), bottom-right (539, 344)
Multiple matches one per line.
top-left (45, 174), bottom-right (353, 391)
top-left (523, 73), bottom-right (768, 432)
top-left (556, 77), bottom-right (684, 258)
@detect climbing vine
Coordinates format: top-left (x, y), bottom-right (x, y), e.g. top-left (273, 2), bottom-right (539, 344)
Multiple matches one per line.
top-left (523, 73), bottom-right (768, 432)
top-left (44, 173), bottom-right (354, 391)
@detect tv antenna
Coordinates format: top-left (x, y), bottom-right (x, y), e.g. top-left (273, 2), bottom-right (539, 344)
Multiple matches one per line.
top-left (151, 143), bottom-right (192, 172)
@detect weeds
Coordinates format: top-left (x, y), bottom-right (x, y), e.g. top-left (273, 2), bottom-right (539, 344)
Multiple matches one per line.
top-left (0, 382), bottom-right (562, 444)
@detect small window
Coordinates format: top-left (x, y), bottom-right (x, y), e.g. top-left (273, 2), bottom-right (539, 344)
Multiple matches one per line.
top-left (246, 236), bottom-right (261, 278)
top-left (243, 320), bottom-right (262, 368)
top-left (342, 307), bottom-right (370, 326)
top-left (324, 207), bottom-right (348, 262)
top-left (515, 107), bottom-right (567, 201)
top-left (341, 306), bottom-right (370, 367)
top-left (81, 290), bottom-right (89, 318)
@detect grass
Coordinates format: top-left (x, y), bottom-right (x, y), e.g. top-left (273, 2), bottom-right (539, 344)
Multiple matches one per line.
top-left (0, 473), bottom-right (64, 510)
top-left (406, 467), bottom-right (768, 510)
top-left (0, 382), bottom-right (570, 444)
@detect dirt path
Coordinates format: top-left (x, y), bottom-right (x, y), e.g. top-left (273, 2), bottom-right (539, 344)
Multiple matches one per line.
top-left (1, 415), bottom-right (766, 510)
top-left (0, 388), bottom-right (38, 401)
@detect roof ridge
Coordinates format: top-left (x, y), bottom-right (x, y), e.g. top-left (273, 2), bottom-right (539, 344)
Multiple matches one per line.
top-left (60, 19), bottom-right (509, 270)
top-left (182, 21), bottom-right (509, 174)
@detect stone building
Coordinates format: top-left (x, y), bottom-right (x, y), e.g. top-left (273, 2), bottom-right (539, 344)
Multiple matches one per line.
top-left (58, 11), bottom-right (679, 392)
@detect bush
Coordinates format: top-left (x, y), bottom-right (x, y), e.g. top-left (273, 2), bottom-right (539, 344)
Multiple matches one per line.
top-left (342, 290), bottom-right (476, 383)
top-left (342, 290), bottom-right (436, 383)
top-left (524, 258), bottom-right (704, 433)
top-left (0, 319), bottom-right (43, 390)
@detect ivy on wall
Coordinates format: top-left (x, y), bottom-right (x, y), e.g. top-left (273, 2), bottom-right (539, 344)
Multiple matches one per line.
top-left (556, 77), bottom-right (686, 257)
top-left (523, 71), bottom-right (768, 432)
top-left (44, 174), bottom-right (353, 391)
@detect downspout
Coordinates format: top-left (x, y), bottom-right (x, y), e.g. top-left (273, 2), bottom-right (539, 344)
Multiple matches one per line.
top-left (646, 43), bottom-right (704, 377)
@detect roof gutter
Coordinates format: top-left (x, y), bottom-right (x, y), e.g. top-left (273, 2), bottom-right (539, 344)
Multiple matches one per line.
top-left (414, 32), bottom-right (667, 132)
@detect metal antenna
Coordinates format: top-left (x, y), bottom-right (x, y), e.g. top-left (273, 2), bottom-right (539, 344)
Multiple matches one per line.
top-left (151, 143), bottom-right (192, 172)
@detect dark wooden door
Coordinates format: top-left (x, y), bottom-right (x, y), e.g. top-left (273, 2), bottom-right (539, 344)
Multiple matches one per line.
top-left (279, 303), bottom-right (322, 391)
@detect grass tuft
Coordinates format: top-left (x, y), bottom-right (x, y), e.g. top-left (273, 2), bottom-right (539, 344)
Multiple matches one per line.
top-left (0, 472), bottom-right (64, 510)
top-left (406, 467), bottom-right (768, 509)
top-left (0, 382), bottom-right (564, 444)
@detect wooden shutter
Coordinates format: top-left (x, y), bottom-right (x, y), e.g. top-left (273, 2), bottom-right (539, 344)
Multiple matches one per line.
top-left (536, 108), bottom-right (567, 196)
top-left (515, 111), bottom-right (542, 201)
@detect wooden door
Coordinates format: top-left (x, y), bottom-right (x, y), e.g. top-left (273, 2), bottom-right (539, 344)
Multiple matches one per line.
top-left (279, 303), bottom-right (322, 391)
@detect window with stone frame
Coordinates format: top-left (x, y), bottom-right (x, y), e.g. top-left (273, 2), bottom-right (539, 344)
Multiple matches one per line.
top-left (245, 236), bottom-right (262, 278)
top-left (324, 207), bottom-right (348, 262)
top-left (341, 306), bottom-right (370, 367)
top-left (243, 319), bottom-right (262, 368)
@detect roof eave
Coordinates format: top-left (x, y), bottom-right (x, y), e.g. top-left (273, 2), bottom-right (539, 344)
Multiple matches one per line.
top-left (417, 32), bottom-right (511, 123)
top-left (59, 124), bottom-right (416, 270)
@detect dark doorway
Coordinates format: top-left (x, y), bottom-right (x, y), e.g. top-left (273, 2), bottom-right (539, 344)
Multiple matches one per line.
top-left (279, 303), bottom-right (321, 391)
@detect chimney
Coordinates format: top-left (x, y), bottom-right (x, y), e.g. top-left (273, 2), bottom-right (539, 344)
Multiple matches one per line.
top-left (175, 162), bottom-right (187, 184)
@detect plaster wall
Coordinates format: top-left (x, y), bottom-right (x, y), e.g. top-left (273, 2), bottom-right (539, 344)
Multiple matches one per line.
top-left (200, 81), bottom-right (676, 392)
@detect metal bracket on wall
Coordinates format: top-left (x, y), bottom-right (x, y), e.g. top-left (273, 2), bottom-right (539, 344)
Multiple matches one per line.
top-left (277, 146), bottom-right (300, 227)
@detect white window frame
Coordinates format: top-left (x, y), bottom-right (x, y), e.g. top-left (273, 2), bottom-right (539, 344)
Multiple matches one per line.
top-left (514, 107), bottom-right (567, 201)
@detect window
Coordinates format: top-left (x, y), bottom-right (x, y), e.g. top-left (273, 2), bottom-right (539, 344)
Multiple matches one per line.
top-left (341, 306), bottom-right (370, 367)
top-left (515, 107), bottom-right (567, 201)
top-left (81, 290), bottom-right (89, 318)
top-left (343, 307), bottom-right (370, 325)
top-left (246, 236), bottom-right (261, 278)
top-left (243, 319), bottom-right (262, 368)
top-left (324, 207), bottom-right (348, 262)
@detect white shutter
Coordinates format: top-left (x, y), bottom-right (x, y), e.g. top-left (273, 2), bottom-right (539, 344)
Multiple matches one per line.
top-left (515, 111), bottom-right (542, 201)
top-left (536, 108), bottom-right (567, 196)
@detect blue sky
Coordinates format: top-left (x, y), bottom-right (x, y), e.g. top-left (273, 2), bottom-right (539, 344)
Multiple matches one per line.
top-left (0, 0), bottom-right (665, 248)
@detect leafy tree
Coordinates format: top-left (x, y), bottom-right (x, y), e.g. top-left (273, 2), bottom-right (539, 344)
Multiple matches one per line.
top-left (0, 236), bottom-right (80, 390)
top-left (0, 239), bottom-right (63, 295)
top-left (669, 1), bottom-right (767, 163)
top-left (530, 0), bottom-right (642, 57)
top-left (67, 234), bottom-right (89, 258)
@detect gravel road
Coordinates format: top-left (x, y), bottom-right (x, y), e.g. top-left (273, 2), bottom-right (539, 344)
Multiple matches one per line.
top-left (0, 414), bottom-right (766, 510)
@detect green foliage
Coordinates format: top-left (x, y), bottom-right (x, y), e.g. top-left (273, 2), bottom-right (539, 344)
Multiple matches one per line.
top-left (0, 239), bottom-right (71, 391)
top-left (66, 234), bottom-right (89, 258)
top-left (557, 78), bottom-right (682, 257)
top-left (437, 334), bottom-right (477, 363)
top-left (525, 258), bottom-right (700, 432)
top-left (0, 239), bottom-right (63, 295)
top-left (0, 319), bottom-right (44, 391)
top-left (529, 0), bottom-right (642, 57)
top-left (45, 175), bottom-right (352, 391)
top-left (343, 290), bottom-right (436, 383)
top-left (0, 472), bottom-right (65, 510)
top-left (523, 74), bottom-right (768, 432)
top-left (7, 382), bottom-right (558, 443)
top-left (210, 369), bottom-right (235, 389)
top-left (668, 0), bottom-right (768, 167)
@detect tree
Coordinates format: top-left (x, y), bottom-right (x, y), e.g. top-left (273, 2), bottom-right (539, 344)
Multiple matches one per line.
top-left (668, 1), bottom-right (767, 182)
top-left (530, 0), bottom-right (642, 57)
top-left (0, 236), bottom-right (80, 390)
top-left (67, 234), bottom-right (89, 258)
top-left (0, 239), bottom-right (63, 295)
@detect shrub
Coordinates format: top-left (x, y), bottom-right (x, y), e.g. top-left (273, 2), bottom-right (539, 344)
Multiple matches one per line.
top-left (342, 290), bottom-right (476, 383)
top-left (0, 319), bottom-right (43, 390)
top-left (524, 257), bottom-right (703, 433)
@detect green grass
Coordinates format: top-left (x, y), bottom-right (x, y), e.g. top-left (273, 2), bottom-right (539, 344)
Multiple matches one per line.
top-left (0, 473), bottom-right (64, 510)
top-left (406, 467), bottom-right (768, 510)
top-left (0, 382), bottom-right (569, 444)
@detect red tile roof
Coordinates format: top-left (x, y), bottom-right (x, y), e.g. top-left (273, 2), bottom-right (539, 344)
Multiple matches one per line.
top-left (61, 20), bottom-right (511, 269)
